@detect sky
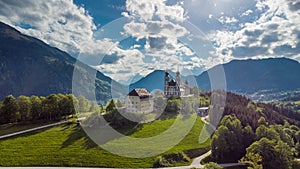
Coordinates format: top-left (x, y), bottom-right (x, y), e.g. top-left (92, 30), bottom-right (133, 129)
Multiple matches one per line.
top-left (0, 0), bottom-right (299, 84)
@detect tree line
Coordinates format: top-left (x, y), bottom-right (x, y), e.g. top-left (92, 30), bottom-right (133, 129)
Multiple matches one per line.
top-left (0, 94), bottom-right (97, 124)
top-left (219, 92), bottom-right (300, 129)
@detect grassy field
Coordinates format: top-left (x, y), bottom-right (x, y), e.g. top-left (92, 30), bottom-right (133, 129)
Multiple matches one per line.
top-left (0, 122), bottom-right (55, 136)
top-left (0, 115), bottom-right (210, 168)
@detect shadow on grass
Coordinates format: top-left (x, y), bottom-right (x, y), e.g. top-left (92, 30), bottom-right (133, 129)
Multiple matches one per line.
top-left (0, 125), bottom-right (54, 141)
top-left (60, 123), bottom-right (98, 149)
top-left (60, 122), bottom-right (143, 149)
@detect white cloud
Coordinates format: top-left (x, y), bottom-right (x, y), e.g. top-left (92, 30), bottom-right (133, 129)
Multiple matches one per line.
top-left (0, 0), bottom-right (114, 58)
top-left (242, 10), bottom-right (253, 16)
top-left (209, 0), bottom-right (300, 61)
top-left (218, 16), bottom-right (238, 24)
top-left (95, 0), bottom-right (200, 82)
top-left (95, 48), bottom-right (146, 82)
top-left (122, 0), bottom-right (190, 58)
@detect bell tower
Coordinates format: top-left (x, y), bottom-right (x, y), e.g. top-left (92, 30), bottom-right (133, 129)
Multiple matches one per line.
top-left (175, 70), bottom-right (180, 85)
top-left (164, 71), bottom-right (169, 96)
top-left (175, 70), bottom-right (181, 96)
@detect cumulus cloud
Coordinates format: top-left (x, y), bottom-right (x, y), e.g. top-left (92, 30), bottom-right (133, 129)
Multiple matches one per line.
top-left (95, 0), bottom-right (202, 82)
top-left (0, 0), bottom-right (116, 58)
top-left (122, 0), bottom-right (193, 58)
top-left (209, 0), bottom-right (300, 61)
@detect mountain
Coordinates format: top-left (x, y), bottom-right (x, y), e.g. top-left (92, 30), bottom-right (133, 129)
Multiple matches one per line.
top-left (131, 58), bottom-right (300, 98)
top-left (129, 70), bottom-right (179, 92)
top-left (197, 58), bottom-right (300, 93)
top-left (0, 22), bottom-right (122, 101)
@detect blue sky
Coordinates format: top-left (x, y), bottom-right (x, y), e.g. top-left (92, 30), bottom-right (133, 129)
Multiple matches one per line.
top-left (74, 0), bottom-right (126, 27)
top-left (0, 0), bottom-right (299, 83)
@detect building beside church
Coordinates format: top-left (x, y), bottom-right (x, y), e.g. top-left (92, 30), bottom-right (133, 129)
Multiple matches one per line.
top-left (164, 70), bottom-right (191, 98)
top-left (126, 88), bottom-right (153, 113)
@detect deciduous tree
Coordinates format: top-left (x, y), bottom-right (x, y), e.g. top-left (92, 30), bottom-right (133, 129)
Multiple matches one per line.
top-left (17, 95), bottom-right (32, 122)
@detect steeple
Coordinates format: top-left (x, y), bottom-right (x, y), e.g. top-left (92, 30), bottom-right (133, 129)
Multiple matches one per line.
top-left (175, 70), bottom-right (180, 85)
top-left (164, 71), bottom-right (170, 96)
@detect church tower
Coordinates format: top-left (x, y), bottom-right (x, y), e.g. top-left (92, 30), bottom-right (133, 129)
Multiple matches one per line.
top-left (164, 71), bottom-right (169, 96)
top-left (175, 70), bottom-right (181, 96)
top-left (164, 70), bottom-right (182, 97)
top-left (175, 70), bottom-right (180, 86)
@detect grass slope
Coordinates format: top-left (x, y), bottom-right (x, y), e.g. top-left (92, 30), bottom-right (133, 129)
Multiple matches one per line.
top-left (0, 122), bottom-right (54, 136)
top-left (0, 116), bottom-right (210, 168)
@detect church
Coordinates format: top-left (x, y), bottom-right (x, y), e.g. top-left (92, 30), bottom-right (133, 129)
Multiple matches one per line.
top-left (164, 70), bottom-right (191, 98)
top-left (125, 70), bottom-right (191, 113)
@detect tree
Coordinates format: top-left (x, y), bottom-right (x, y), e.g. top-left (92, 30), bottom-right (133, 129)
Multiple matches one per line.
top-left (245, 138), bottom-right (293, 169)
top-left (104, 102), bottom-right (139, 129)
top-left (296, 142), bottom-right (300, 157)
top-left (274, 140), bottom-right (294, 169)
top-left (257, 116), bottom-right (268, 126)
top-left (116, 100), bottom-right (123, 108)
top-left (106, 99), bottom-right (117, 113)
top-left (255, 125), bottom-right (280, 141)
top-left (1, 95), bottom-right (20, 123)
top-left (240, 152), bottom-right (262, 169)
top-left (30, 96), bottom-right (42, 120)
top-left (77, 95), bottom-right (89, 113)
top-left (212, 115), bottom-right (255, 163)
top-left (43, 94), bottom-right (60, 120)
top-left (89, 101), bottom-right (99, 112)
top-left (212, 125), bottom-right (231, 163)
top-left (59, 94), bottom-right (76, 118)
top-left (204, 162), bottom-right (222, 169)
top-left (191, 86), bottom-right (200, 96)
top-left (17, 95), bottom-right (32, 122)
top-left (295, 130), bottom-right (300, 143)
top-left (165, 99), bottom-right (181, 114)
top-left (273, 125), bottom-right (294, 146)
top-left (242, 125), bottom-right (255, 149)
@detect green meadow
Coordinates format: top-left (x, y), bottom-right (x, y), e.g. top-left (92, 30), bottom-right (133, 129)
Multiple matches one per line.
top-left (0, 115), bottom-right (210, 168)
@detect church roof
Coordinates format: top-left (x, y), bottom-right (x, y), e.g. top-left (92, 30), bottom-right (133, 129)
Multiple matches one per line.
top-left (168, 79), bottom-right (177, 86)
top-left (128, 88), bottom-right (152, 97)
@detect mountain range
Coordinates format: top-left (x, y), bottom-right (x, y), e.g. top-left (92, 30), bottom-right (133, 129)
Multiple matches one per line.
top-left (131, 58), bottom-right (300, 99)
top-left (196, 58), bottom-right (300, 92)
top-left (1, 21), bottom-right (300, 102)
top-left (0, 22), bottom-right (122, 102)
